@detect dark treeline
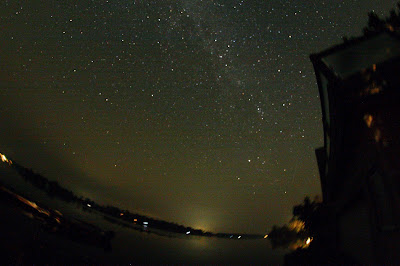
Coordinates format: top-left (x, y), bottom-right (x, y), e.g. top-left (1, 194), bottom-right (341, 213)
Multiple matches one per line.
top-left (363, 2), bottom-right (400, 35)
top-left (343, 1), bottom-right (400, 42)
top-left (8, 160), bottom-right (262, 239)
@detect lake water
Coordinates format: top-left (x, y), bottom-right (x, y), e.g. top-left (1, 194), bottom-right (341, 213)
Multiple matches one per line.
top-left (0, 163), bottom-right (286, 263)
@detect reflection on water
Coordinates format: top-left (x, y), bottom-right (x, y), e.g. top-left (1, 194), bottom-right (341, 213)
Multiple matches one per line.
top-left (0, 162), bottom-right (285, 264)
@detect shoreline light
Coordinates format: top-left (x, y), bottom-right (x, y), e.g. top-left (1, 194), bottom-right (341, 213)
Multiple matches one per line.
top-left (0, 153), bottom-right (12, 165)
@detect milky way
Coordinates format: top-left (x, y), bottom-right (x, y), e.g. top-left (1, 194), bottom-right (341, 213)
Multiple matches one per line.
top-left (0, 0), bottom-right (396, 233)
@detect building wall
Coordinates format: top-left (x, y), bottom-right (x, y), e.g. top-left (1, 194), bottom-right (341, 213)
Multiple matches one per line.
top-left (338, 195), bottom-right (374, 263)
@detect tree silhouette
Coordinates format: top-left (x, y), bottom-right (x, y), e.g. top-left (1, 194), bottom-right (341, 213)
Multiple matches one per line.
top-left (267, 196), bottom-right (321, 249)
top-left (292, 196), bottom-right (322, 237)
top-left (268, 225), bottom-right (299, 249)
top-left (363, 2), bottom-right (400, 35)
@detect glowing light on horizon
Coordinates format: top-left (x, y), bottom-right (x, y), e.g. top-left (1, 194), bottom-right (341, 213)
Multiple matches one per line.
top-left (0, 152), bottom-right (12, 165)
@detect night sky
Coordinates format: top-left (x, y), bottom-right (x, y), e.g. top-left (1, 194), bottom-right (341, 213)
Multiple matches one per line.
top-left (0, 1), bottom-right (396, 234)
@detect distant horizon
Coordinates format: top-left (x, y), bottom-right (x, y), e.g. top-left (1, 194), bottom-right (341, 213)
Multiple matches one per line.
top-left (0, 151), bottom-right (268, 238)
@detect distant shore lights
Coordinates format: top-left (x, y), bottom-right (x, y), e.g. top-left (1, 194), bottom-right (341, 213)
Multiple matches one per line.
top-left (0, 152), bottom-right (12, 165)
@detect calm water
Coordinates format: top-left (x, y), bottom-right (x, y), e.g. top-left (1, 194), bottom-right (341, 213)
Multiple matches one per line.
top-left (0, 164), bottom-right (286, 264)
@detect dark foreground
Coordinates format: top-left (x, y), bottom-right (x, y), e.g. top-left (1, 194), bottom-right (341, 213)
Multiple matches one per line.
top-left (0, 182), bottom-right (284, 264)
